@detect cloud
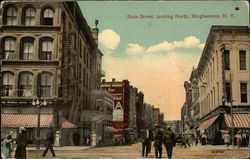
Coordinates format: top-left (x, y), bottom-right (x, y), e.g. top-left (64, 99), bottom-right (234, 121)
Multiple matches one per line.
top-left (145, 36), bottom-right (204, 53)
top-left (99, 29), bottom-right (120, 50)
top-left (126, 43), bottom-right (145, 56)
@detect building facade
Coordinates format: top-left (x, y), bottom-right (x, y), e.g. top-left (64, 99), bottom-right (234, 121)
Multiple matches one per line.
top-left (0, 1), bottom-right (103, 146)
top-left (196, 26), bottom-right (250, 144)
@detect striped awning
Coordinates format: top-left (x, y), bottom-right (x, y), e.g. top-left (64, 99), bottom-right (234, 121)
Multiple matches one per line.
top-left (62, 120), bottom-right (77, 128)
top-left (224, 114), bottom-right (250, 128)
top-left (1, 114), bottom-right (53, 128)
top-left (106, 126), bottom-right (119, 132)
top-left (199, 114), bottom-right (219, 130)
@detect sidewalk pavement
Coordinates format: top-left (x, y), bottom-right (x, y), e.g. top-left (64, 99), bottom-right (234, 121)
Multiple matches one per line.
top-left (26, 146), bottom-right (95, 151)
top-left (187, 144), bottom-right (250, 151)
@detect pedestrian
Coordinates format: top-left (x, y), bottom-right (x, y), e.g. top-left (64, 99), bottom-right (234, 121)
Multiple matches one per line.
top-left (235, 131), bottom-right (242, 149)
top-left (1, 134), bottom-right (14, 158)
top-left (14, 127), bottom-right (28, 159)
top-left (241, 130), bottom-right (247, 147)
top-left (182, 134), bottom-right (191, 148)
top-left (246, 131), bottom-right (249, 147)
top-left (163, 125), bottom-right (176, 159)
top-left (54, 130), bottom-right (60, 147)
top-left (153, 125), bottom-right (163, 158)
top-left (201, 133), bottom-right (207, 145)
top-left (42, 127), bottom-right (56, 157)
top-left (222, 131), bottom-right (230, 150)
top-left (141, 127), bottom-right (151, 157)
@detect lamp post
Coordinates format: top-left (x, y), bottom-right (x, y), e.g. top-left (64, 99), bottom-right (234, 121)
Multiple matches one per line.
top-left (223, 97), bottom-right (235, 148)
top-left (32, 99), bottom-right (47, 150)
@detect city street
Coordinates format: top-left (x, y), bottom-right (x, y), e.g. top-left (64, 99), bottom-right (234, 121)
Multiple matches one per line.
top-left (23, 143), bottom-right (250, 159)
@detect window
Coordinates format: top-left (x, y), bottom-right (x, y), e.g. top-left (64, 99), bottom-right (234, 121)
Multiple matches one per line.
top-left (240, 83), bottom-right (248, 103)
top-left (41, 8), bottom-right (54, 25)
top-left (225, 82), bottom-right (231, 101)
top-left (224, 50), bottom-right (230, 70)
top-left (3, 37), bottom-right (16, 60)
top-left (18, 72), bottom-right (33, 97)
top-left (38, 72), bottom-right (52, 97)
top-left (24, 7), bottom-right (36, 25)
top-left (239, 50), bottom-right (246, 70)
top-left (2, 72), bottom-right (14, 96)
top-left (39, 38), bottom-right (53, 60)
top-left (6, 7), bottom-right (17, 25)
top-left (20, 38), bottom-right (34, 60)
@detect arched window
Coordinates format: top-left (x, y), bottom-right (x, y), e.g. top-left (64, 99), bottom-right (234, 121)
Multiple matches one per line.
top-left (2, 72), bottom-right (14, 96)
top-left (41, 7), bottom-right (54, 25)
top-left (2, 37), bottom-right (16, 60)
top-left (20, 37), bottom-right (34, 60)
top-left (6, 7), bottom-right (17, 25)
top-left (37, 72), bottom-right (52, 97)
top-left (24, 7), bottom-right (36, 25)
top-left (18, 72), bottom-right (33, 97)
top-left (39, 37), bottom-right (53, 60)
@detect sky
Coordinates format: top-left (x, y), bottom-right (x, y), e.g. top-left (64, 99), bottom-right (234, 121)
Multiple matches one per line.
top-left (78, 1), bottom-right (249, 120)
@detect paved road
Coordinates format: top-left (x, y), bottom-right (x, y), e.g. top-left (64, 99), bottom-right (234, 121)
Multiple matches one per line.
top-left (23, 143), bottom-right (250, 159)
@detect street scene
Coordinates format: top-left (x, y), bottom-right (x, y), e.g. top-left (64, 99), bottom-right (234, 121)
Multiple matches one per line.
top-left (0, 0), bottom-right (250, 159)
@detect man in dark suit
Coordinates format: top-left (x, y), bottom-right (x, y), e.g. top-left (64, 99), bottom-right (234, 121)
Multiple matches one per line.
top-left (42, 127), bottom-right (56, 157)
top-left (163, 125), bottom-right (176, 159)
top-left (141, 127), bottom-right (153, 157)
top-left (153, 125), bottom-right (164, 158)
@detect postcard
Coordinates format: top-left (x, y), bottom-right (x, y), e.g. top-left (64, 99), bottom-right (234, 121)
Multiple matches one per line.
top-left (0, 0), bottom-right (249, 159)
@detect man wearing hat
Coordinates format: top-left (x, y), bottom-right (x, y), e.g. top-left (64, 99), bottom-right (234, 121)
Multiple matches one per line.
top-left (163, 124), bottom-right (176, 159)
top-left (14, 127), bottom-right (28, 159)
top-left (153, 124), bottom-right (163, 158)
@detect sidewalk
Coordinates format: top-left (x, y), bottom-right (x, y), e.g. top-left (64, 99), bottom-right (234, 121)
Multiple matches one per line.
top-left (187, 144), bottom-right (250, 151)
top-left (26, 146), bottom-right (95, 151)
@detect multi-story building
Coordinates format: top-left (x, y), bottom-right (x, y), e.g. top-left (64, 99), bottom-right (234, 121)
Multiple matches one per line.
top-left (129, 86), bottom-right (138, 136)
top-left (153, 107), bottom-right (160, 125)
top-left (101, 79), bottom-right (130, 133)
top-left (136, 91), bottom-right (144, 135)
top-left (0, 1), bottom-right (103, 146)
top-left (142, 103), bottom-right (154, 129)
top-left (158, 112), bottom-right (164, 127)
top-left (197, 26), bottom-right (249, 144)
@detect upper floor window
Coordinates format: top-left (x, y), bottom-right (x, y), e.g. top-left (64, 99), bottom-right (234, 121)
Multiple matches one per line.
top-left (223, 50), bottom-right (230, 70)
top-left (240, 83), bottom-right (248, 103)
top-left (2, 72), bottom-right (14, 96)
top-left (39, 37), bottom-right (53, 60)
top-left (37, 72), bottom-right (52, 97)
top-left (18, 72), bottom-right (33, 97)
top-left (2, 37), bottom-right (16, 60)
top-left (41, 8), bottom-right (54, 25)
top-left (20, 37), bottom-right (34, 60)
top-left (225, 82), bottom-right (231, 101)
top-left (239, 50), bottom-right (246, 70)
top-left (24, 7), bottom-right (36, 25)
top-left (6, 7), bottom-right (17, 25)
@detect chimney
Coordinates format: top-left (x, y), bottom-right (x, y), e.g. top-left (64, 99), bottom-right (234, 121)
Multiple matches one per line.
top-left (91, 19), bottom-right (99, 45)
top-left (112, 78), bottom-right (115, 82)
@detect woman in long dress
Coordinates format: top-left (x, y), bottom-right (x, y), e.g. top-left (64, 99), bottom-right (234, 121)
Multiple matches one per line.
top-left (54, 131), bottom-right (60, 147)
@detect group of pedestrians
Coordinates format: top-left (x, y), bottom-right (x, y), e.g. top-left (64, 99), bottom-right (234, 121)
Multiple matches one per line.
top-left (234, 130), bottom-right (249, 148)
top-left (141, 123), bottom-right (176, 159)
top-left (1, 126), bottom-right (56, 159)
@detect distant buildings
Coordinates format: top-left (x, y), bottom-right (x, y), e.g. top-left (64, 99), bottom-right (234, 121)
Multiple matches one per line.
top-left (181, 26), bottom-right (250, 144)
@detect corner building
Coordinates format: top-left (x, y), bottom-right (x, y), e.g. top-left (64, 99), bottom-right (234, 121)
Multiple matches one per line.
top-left (197, 26), bottom-right (250, 144)
top-left (0, 1), bottom-right (103, 145)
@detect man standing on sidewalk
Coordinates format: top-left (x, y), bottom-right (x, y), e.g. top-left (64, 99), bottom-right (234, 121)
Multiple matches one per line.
top-left (42, 127), bottom-right (56, 157)
top-left (163, 124), bottom-right (176, 159)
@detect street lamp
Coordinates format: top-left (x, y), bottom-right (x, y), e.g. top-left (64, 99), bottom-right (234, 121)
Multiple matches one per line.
top-left (32, 99), bottom-right (47, 150)
top-left (222, 96), bottom-right (235, 148)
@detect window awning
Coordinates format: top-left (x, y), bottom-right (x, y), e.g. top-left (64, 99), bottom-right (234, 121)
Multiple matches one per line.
top-left (1, 114), bottom-right (53, 128)
top-left (61, 119), bottom-right (77, 129)
top-left (199, 114), bottom-right (219, 130)
top-left (224, 114), bottom-right (250, 128)
top-left (105, 126), bottom-right (119, 132)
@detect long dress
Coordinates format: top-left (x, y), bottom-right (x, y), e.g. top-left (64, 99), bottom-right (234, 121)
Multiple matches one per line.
top-left (54, 132), bottom-right (60, 147)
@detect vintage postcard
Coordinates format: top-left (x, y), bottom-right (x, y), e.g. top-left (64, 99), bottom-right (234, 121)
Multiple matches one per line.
top-left (0, 0), bottom-right (249, 159)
